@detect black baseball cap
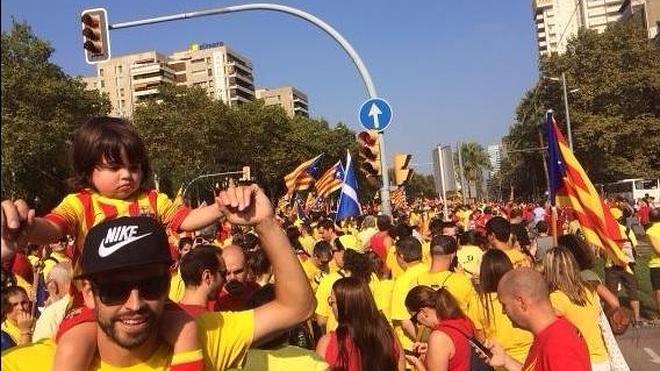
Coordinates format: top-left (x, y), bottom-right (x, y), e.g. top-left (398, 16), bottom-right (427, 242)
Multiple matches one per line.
top-left (78, 216), bottom-right (173, 278)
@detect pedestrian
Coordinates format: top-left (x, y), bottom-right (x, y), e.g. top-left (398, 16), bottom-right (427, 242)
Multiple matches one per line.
top-left (404, 285), bottom-right (476, 371)
top-left (1, 286), bottom-right (34, 347)
top-left (485, 217), bottom-right (532, 269)
top-left (543, 247), bottom-right (610, 370)
top-left (486, 268), bottom-right (590, 370)
top-left (647, 207), bottom-right (660, 323)
top-left (178, 245), bottom-right (225, 316)
top-left (316, 276), bottom-right (403, 371)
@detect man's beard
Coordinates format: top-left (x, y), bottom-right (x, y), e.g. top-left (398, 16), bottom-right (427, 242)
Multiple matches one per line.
top-left (97, 308), bottom-right (158, 349)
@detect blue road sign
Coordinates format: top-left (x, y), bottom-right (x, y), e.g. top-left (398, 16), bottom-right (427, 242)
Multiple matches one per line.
top-left (359, 98), bottom-right (392, 131)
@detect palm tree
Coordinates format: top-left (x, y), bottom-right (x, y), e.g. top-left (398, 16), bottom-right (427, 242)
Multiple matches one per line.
top-left (457, 142), bottom-right (492, 200)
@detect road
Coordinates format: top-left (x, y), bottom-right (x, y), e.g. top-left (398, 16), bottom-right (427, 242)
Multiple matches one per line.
top-left (617, 325), bottom-right (660, 370)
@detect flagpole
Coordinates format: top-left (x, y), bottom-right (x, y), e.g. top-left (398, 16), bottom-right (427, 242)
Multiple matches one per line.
top-left (335, 151), bottom-right (350, 223)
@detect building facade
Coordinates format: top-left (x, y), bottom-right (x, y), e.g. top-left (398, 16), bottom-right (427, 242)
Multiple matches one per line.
top-left (619, 0), bottom-right (660, 40)
top-left (532, 0), bottom-right (625, 57)
top-left (81, 42), bottom-right (255, 118)
top-left (487, 144), bottom-right (503, 176)
top-left (255, 86), bottom-right (309, 118)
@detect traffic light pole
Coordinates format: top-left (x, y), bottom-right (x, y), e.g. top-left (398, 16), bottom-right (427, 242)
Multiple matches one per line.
top-left (106, 2), bottom-right (392, 216)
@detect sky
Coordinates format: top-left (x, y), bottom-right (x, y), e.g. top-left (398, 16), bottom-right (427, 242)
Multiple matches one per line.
top-left (2, 0), bottom-right (540, 174)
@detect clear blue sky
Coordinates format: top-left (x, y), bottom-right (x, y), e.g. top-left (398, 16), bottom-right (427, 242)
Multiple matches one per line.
top-left (2, 0), bottom-right (539, 174)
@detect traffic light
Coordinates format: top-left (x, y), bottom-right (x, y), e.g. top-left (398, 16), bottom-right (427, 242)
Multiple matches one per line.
top-left (357, 130), bottom-right (381, 177)
top-left (393, 153), bottom-right (414, 186)
top-left (81, 8), bottom-right (111, 64)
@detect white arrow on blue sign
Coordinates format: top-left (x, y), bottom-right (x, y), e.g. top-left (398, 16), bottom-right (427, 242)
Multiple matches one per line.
top-left (359, 97), bottom-right (392, 131)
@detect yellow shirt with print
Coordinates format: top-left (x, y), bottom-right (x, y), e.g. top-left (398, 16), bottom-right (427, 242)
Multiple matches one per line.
top-left (2, 311), bottom-right (254, 370)
top-left (390, 263), bottom-right (429, 350)
top-left (467, 293), bottom-right (533, 363)
top-left (456, 245), bottom-right (484, 278)
top-left (647, 222), bottom-right (660, 268)
top-left (415, 270), bottom-right (477, 314)
top-left (550, 290), bottom-right (608, 363)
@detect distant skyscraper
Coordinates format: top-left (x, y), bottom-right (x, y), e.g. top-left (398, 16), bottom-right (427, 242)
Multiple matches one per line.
top-left (487, 144), bottom-right (502, 175)
top-left (81, 42), bottom-right (255, 118)
top-left (255, 86), bottom-right (309, 118)
top-left (532, 0), bottom-right (625, 57)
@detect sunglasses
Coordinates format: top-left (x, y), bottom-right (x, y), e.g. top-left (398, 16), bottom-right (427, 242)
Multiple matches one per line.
top-left (91, 275), bottom-right (169, 306)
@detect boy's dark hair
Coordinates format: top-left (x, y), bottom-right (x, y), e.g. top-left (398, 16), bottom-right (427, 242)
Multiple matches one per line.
top-left (179, 246), bottom-right (222, 287)
top-left (246, 248), bottom-right (271, 279)
top-left (2, 286), bottom-right (28, 318)
top-left (376, 215), bottom-right (392, 232)
top-left (178, 237), bottom-right (193, 251)
top-left (535, 220), bottom-right (549, 234)
top-left (313, 240), bottom-right (333, 259)
top-left (395, 236), bottom-right (422, 263)
top-left (428, 218), bottom-right (444, 237)
top-left (485, 216), bottom-right (511, 243)
top-left (68, 117), bottom-right (152, 192)
top-left (430, 235), bottom-right (458, 256)
top-left (318, 218), bottom-right (336, 231)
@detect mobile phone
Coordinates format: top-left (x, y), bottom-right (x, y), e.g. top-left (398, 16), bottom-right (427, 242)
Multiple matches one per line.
top-left (403, 349), bottom-right (420, 357)
top-left (468, 337), bottom-right (493, 359)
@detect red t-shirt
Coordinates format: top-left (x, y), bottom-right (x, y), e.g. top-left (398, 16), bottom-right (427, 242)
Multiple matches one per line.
top-left (434, 317), bottom-right (474, 371)
top-left (215, 281), bottom-right (260, 311)
top-left (522, 317), bottom-right (590, 371)
top-left (178, 303), bottom-right (209, 318)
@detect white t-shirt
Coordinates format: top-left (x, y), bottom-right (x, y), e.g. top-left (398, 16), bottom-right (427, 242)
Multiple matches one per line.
top-left (533, 207), bottom-right (546, 224)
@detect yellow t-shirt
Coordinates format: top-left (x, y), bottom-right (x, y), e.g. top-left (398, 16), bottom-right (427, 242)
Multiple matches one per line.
top-left (467, 293), bottom-right (533, 363)
top-left (456, 245), bottom-right (484, 278)
top-left (42, 251), bottom-right (72, 282)
top-left (168, 270), bottom-right (185, 303)
top-left (415, 270), bottom-right (477, 314)
top-left (390, 263), bottom-right (429, 350)
top-left (314, 271), bottom-right (380, 332)
top-left (503, 248), bottom-right (532, 269)
top-left (2, 311), bottom-right (254, 370)
top-left (373, 278), bottom-right (395, 322)
top-left (386, 242), bottom-right (430, 279)
top-left (228, 345), bottom-right (328, 371)
top-left (648, 223), bottom-right (660, 268)
top-left (550, 290), bottom-right (608, 363)
top-left (299, 235), bottom-right (316, 256)
top-left (1, 340), bottom-right (203, 370)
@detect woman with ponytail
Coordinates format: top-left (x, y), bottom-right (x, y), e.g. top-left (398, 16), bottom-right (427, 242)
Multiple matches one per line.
top-left (404, 286), bottom-right (475, 371)
top-left (316, 277), bottom-right (404, 371)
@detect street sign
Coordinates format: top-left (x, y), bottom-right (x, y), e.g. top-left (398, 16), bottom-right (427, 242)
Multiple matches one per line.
top-left (359, 98), bottom-right (392, 131)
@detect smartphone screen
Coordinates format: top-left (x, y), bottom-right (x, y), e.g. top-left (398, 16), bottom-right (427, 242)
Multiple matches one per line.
top-left (403, 349), bottom-right (420, 357)
top-left (468, 338), bottom-right (493, 359)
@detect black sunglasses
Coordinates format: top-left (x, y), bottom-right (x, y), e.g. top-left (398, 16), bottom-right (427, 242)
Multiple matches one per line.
top-left (91, 275), bottom-right (169, 306)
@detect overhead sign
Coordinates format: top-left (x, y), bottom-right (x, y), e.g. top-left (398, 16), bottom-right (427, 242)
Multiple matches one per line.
top-left (359, 97), bottom-right (392, 131)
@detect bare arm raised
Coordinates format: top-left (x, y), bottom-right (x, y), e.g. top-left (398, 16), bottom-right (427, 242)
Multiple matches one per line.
top-left (215, 184), bottom-right (315, 343)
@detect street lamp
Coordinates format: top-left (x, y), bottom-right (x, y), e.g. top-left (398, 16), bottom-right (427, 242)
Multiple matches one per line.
top-left (545, 73), bottom-right (578, 151)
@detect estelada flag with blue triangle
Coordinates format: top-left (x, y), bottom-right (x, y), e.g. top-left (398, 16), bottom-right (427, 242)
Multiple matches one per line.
top-left (545, 110), bottom-right (628, 267)
top-left (284, 154), bottom-right (323, 196)
top-left (336, 150), bottom-right (361, 221)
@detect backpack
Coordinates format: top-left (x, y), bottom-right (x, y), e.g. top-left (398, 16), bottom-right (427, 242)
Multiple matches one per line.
top-left (442, 324), bottom-right (495, 371)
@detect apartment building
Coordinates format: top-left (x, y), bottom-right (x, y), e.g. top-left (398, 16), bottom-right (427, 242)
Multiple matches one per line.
top-left (81, 42), bottom-right (255, 118)
top-left (255, 86), bottom-right (309, 118)
top-left (487, 144), bottom-right (503, 175)
top-left (619, 0), bottom-right (660, 40)
top-left (532, 0), bottom-right (625, 57)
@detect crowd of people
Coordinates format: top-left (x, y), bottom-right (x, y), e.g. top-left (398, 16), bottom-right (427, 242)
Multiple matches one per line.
top-left (1, 116), bottom-right (659, 371)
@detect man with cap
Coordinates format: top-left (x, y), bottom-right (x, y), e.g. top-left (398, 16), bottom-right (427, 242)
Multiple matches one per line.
top-left (1, 184), bottom-right (315, 370)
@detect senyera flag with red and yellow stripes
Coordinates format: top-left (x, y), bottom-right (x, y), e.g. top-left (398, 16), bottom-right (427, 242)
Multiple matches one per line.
top-left (545, 111), bottom-right (628, 267)
top-left (284, 154), bottom-right (323, 196)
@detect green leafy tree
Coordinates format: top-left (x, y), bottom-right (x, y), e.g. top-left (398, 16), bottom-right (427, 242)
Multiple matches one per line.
top-left (456, 142), bottom-right (491, 200)
top-left (1, 21), bottom-right (110, 212)
top-left (406, 173), bottom-right (436, 199)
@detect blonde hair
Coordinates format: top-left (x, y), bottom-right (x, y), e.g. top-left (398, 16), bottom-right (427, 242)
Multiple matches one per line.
top-left (542, 247), bottom-right (590, 306)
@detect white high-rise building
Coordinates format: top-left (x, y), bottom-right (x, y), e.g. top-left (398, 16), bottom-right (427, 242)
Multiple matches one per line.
top-left (532, 0), bottom-right (625, 57)
top-left (487, 144), bottom-right (502, 176)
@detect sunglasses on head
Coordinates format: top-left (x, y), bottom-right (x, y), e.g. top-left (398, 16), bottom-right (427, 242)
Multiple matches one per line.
top-left (91, 275), bottom-right (169, 306)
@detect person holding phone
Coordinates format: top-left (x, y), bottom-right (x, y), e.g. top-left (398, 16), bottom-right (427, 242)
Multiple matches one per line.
top-left (404, 285), bottom-right (476, 371)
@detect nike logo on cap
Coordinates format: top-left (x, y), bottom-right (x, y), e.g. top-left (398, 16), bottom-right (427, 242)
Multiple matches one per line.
top-left (98, 225), bottom-right (153, 258)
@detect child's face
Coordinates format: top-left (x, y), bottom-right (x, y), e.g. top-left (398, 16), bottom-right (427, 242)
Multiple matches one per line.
top-left (92, 158), bottom-right (143, 199)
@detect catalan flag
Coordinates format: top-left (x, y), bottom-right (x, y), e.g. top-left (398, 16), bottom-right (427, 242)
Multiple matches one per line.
top-left (391, 186), bottom-right (408, 210)
top-left (284, 154), bottom-right (323, 195)
top-left (545, 111), bottom-right (628, 267)
top-left (316, 161), bottom-right (345, 198)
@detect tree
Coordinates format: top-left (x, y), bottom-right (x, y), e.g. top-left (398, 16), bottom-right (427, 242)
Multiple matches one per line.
top-left (1, 20), bottom-right (110, 212)
top-left (406, 173), bottom-right (436, 199)
top-left (456, 142), bottom-right (491, 200)
top-left (505, 19), bottom-right (660, 198)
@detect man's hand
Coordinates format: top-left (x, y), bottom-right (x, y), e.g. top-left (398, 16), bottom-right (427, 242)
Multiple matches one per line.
top-left (16, 310), bottom-right (34, 333)
top-left (1, 199), bottom-right (35, 260)
top-left (215, 184), bottom-right (273, 226)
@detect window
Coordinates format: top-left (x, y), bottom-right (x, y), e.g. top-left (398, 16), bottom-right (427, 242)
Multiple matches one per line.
top-left (117, 65), bottom-right (123, 75)
top-left (120, 99), bottom-right (126, 107)
top-left (100, 80), bottom-right (105, 88)
top-left (99, 68), bottom-right (104, 77)
top-left (120, 88), bottom-right (125, 97)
